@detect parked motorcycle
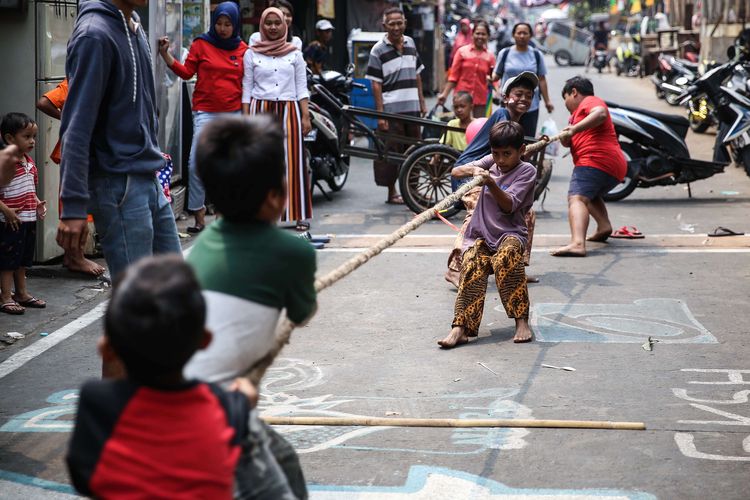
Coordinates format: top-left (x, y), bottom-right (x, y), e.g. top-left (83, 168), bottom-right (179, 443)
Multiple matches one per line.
top-left (652, 53), bottom-right (699, 105)
top-left (692, 45), bottom-right (750, 176)
top-left (602, 103), bottom-right (726, 201)
top-left (614, 34), bottom-right (641, 77)
top-left (305, 67), bottom-right (364, 196)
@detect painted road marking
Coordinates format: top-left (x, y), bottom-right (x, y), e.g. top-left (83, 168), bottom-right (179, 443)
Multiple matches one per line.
top-left (0, 302), bottom-right (107, 381)
top-left (530, 298), bottom-right (716, 344)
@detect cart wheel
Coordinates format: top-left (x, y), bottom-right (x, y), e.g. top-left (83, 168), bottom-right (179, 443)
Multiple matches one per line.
top-left (399, 144), bottom-right (461, 217)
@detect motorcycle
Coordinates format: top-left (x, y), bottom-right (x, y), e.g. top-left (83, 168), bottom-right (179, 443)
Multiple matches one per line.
top-left (305, 67), bottom-right (364, 196)
top-left (602, 103), bottom-right (725, 201)
top-left (614, 34), bottom-right (642, 77)
top-left (693, 44), bottom-right (750, 176)
top-left (592, 43), bottom-right (609, 73)
top-left (652, 53), bottom-right (699, 105)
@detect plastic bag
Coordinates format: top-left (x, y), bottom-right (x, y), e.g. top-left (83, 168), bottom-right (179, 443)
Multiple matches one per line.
top-left (422, 104), bottom-right (452, 140)
top-left (539, 118), bottom-right (560, 157)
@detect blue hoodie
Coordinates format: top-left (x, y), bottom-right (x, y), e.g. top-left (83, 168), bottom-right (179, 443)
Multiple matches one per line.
top-left (60, 0), bottom-right (163, 219)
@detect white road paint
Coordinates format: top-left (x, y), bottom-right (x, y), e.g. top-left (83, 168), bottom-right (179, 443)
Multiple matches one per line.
top-left (0, 302), bottom-right (107, 381)
top-left (674, 433), bottom-right (750, 461)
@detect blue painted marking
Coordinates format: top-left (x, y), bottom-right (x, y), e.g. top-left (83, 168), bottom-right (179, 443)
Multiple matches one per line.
top-left (0, 469), bottom-right (77, 495)
top-left (530, 298), bottom-right (716, 344)
top-left (308, 465), bottom-right (657, 498)
top-left (0, 390), bottom-right (78, 433)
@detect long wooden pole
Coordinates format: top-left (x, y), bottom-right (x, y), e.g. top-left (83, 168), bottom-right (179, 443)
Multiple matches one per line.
top-left (262, 415), bottom-right (646, 430)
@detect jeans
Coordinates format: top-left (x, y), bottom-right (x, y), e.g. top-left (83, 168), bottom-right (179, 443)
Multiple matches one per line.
top-left (88, 172), bottom-right (181, 281)
top-left (189, 111), bottom-right (240, 212)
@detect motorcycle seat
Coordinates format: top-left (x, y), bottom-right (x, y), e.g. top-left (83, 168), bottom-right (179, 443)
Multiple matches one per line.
top-left (606, 102), bottom-right (690, 138)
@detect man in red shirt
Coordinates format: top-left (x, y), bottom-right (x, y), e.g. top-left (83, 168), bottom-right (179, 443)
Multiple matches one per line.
top-left (552, 76), bottom-right (626, 257)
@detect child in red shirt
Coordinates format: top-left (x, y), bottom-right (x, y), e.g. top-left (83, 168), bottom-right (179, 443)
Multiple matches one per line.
top-left (0, 113), bottom-right (46, 315)
top-left (552, 76), bottom-right (626, 257)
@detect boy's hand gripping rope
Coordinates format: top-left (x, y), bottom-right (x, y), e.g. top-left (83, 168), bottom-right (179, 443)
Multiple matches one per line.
top-left (245, 131), bottom-right (570, 386)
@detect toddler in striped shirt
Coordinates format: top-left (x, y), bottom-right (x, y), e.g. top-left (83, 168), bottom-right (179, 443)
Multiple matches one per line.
top-left (0, 112), bottom-right (47, 315)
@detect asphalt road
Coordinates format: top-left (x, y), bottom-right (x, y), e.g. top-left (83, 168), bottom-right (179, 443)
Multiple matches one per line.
top-left (1, 59), bottom-right (749, 499)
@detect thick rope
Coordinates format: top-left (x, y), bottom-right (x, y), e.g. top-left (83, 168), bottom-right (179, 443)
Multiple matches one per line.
top-left (246, 132), bottom-right (569, 385)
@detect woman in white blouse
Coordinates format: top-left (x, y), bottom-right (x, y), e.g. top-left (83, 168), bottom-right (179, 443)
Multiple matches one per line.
top-left (243, 7), bottom-right (312, 230)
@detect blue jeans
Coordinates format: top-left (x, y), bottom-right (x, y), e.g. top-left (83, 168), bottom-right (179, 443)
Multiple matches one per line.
top-left (89, 172), bottom-right (181, 281)
top-left (189, 111), bottom-right (240, 211)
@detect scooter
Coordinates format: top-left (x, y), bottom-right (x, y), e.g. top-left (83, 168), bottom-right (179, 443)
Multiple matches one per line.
top-left (652, 53), bottom-right (699, 105)
top-left (688, 44), bottom-right (750, 176)
top-left (602, 103), bottom-right (727, 201)
top-left (592, 43), bottom-right (609, 73)
top-left (305, 67), bottom-right (365, 197)
top-left (614, 34), bottom-right (641, 77)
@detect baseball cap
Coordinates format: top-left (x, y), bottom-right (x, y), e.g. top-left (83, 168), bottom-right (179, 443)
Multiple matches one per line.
top-left (316, 19), bottom-right (334, 31)
top-left (502, 71), bottom-right (539, 95)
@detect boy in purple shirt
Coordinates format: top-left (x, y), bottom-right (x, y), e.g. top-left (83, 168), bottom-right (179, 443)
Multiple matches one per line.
top-left (438, 121), bottom-right (536, 348)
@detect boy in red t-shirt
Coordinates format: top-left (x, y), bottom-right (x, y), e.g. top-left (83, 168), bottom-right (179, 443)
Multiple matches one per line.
top-left (552, 76), bottom-right (626, 257)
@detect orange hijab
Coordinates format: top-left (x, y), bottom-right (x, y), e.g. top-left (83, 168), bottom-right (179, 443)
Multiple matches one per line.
top-left (250, 7), bottom-right (296, 57)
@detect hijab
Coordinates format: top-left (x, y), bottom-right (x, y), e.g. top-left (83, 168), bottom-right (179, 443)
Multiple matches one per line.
top-left (250, 7), bottom-right (296, 57)
top-left (196, 1), bottom-right (242, 51)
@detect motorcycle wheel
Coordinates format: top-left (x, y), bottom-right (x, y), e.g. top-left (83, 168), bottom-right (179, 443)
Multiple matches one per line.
top-left (399, 144), bottom-right (461, 218)
top-left (554, 50), bottom-right (572, 67)
top-left (326, 160), bottom-right (349, 191)
top-left (665, 85), bottom-right (682, 106)
top-left (603, 142), bottom-right (640, 202)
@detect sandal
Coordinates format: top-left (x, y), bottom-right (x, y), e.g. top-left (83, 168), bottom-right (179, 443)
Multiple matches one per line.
top-left (610, 226), bottom-right (645, 239)
top-left (708, 226), bottom-right (744, 237)
top-left (1, 301), bottom-right (25, 315)
top-left (13, 295), bottom-right (46, 308)
top-left (385, 195), bottom-right (404, 205)
top-left (295, 221), bottom-right (310, 232)
top-left (187, 224), bottom-right (204, 234)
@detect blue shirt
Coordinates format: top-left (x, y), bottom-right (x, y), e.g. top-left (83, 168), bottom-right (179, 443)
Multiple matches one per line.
top-left (493, 47), bottom-right (547, 112)
top-left (452, 108), bottom-right (511, 190)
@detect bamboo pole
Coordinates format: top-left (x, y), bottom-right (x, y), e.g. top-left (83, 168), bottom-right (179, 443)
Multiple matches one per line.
top-left (262, 415), bottom-right (645, 430)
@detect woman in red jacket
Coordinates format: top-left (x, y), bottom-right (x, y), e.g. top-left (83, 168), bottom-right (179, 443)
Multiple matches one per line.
top-left (438, 20), bottom-right (495, 118)
top-left (158, 2), bottom-right (247, 233)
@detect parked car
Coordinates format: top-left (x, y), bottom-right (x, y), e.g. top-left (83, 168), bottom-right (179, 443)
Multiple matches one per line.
top-left (543, 21), bottom-right (592, 66)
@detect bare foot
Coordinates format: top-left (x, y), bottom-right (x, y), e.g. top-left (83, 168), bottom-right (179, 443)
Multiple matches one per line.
top-left (438, 326), bottom-right (469, 349)
top-left (513, 318), bottom-right (533, 343)
top-left (550, 243), bottom-right (586, 257)
top-left (67, 255), bottom-right (106, 276)
top-left (444, 269), bottom-right (460, 288)
top-left (587, 227), bottom-right (612, 242)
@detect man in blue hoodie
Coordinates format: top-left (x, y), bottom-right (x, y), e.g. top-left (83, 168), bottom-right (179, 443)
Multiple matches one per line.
top-left (57, 0), bottom-right (180, 281)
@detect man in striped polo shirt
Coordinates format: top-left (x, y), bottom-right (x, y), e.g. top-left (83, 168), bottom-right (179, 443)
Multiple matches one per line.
top-left (366, 6), bottom-right (427, 204)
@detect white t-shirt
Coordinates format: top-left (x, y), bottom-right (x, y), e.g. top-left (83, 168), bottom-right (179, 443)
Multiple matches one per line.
top-left (242, 48), bottom-right (309, 102)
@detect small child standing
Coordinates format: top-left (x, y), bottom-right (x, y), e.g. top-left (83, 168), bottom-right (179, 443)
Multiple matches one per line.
top-left (67, 255), bottom-right (255, 498)
top-left (438, 121), bottom-right (536, 348)
top-left (0, 113), bottom-right (46, 315)
top-left (440, 91), bottom-right (474, 152)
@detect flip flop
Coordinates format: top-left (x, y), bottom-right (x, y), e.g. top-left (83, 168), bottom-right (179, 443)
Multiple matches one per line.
top-left (385, 195), bottom-right (404, 205)
top-left (1, 301), bottom-right (25, 315)
top-left (610, 226), bottom-right (645, 239)
top-left (708, 226), bottom-right (744, 237)
top-left (13, 295), bottom-right (46, 308)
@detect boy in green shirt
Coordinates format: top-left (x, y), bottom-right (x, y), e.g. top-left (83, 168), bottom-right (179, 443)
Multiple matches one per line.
top-left (186, 115), bottom-right (316, 499)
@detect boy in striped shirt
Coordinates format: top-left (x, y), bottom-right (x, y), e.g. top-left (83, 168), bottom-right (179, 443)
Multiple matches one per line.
top-left (0, 113), bottom-right (47, 315)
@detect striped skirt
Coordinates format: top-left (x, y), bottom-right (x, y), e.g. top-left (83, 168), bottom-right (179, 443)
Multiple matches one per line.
top-left (249, 99), bottom-right (312, 222)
